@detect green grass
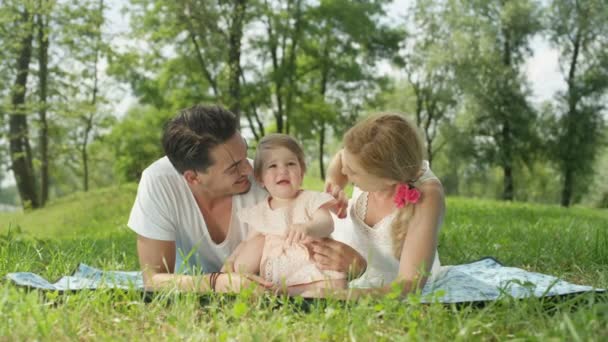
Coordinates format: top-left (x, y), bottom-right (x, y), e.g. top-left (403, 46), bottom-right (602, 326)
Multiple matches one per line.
top-left (0, 182), bottom-right (607, 340)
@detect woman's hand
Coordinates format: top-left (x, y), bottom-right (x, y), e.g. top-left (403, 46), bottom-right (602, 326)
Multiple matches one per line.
top-left (309, 238), bottom-right (367, 279)
top-left (325, 182), bottom-right (348, 219)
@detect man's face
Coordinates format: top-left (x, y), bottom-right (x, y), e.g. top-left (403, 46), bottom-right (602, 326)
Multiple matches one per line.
top-left (192, 132), bottom-right (253, 197)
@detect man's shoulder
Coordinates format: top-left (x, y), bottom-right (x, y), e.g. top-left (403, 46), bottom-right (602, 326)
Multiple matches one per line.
top-left (142, 156), bottom-right (181, 179)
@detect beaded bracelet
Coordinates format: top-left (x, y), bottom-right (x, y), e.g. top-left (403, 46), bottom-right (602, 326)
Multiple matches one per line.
top-left (209, 272), bottom-right (224, 292)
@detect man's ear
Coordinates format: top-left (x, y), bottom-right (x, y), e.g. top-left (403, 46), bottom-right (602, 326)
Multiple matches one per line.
top-left (183, 170), bottom-right (199, 185)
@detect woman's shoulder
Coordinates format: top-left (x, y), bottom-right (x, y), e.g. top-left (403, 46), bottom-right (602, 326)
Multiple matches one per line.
top-left (415, 160), bottom-right (440, 185)
top-left (419, 181), bottom-right (444, 206)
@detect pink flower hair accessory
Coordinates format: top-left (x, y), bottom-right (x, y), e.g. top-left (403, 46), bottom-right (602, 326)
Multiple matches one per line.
top-left (393, 183), bottom-right (421, 209)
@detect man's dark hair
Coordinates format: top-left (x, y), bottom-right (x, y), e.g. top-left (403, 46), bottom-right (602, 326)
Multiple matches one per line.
top-left (162, 104), bottom-right (238, 174)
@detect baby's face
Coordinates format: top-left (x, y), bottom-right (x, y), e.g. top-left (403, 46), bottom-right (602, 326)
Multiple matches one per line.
top-left (260, 147), bottom-right (304, 200)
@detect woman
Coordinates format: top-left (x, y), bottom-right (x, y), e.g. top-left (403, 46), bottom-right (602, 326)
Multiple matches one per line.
top-left (309, 113), bottom-right (446, 298)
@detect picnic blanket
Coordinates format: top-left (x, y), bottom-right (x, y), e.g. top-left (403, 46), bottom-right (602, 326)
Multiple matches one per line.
top-left (5, 258), bottom-right (604, 304)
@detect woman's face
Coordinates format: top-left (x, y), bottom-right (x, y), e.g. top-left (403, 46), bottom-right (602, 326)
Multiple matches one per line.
top-left (341, 148), bottom-right (396, 192)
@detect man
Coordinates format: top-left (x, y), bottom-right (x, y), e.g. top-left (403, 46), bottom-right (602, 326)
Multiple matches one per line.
top-left (128, 104), bottom-right (364, 292)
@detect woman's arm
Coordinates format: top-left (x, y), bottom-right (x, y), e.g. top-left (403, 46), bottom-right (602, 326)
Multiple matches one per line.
top-left (325, 149), bottom-right (349, 189)
top-left (324, 149), bottom-right (349, 218)
top-left (394, 181), bottom-right (445, 294)
top-left (305, 181), bottom-right (445, 299)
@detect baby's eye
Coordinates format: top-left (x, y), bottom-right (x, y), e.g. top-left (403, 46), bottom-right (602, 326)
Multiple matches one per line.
top-left (268, 164), bottom-right (277, 168)
top-left (288, 162), bottom-right (297, 166)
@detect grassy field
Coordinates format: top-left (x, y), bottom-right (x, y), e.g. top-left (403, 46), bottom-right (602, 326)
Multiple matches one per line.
top-left (0, 181), bottom-right (607, 340)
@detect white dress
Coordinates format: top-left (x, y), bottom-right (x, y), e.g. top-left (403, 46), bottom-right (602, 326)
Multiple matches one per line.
top-left (332, 160), bottom-right (443, 288)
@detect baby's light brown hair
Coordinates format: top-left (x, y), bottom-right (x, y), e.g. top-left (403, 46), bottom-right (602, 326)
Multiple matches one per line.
top-left (253, 133), bottom-right (307, 181)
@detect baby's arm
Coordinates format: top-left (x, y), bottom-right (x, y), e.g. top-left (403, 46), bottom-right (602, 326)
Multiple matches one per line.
top-left (223, 233), bottom-right (265, 275)
top-left (306, 207), bottom-right (334, 238)
top-left (289, 207), bottom-right (334, 241)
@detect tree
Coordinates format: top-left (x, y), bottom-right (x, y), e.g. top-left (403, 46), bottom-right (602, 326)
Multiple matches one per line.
top-left (36, 0), bottom-right (52, 204)
top-left (296, 0), bottom-right (402, 179)
top-left (446, 0), bottom-right (542, 200)
top-left (6, 3), bottom-right (39, 208)
top-left (547, 0), bottom-right (608, 207)
top-left (402, 0), bottom-right (458, 165)
top-left (122, 0), bottom-right (250, 125)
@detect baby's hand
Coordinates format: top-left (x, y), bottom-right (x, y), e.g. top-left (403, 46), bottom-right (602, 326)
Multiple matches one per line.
top-left (285, 223), bottom-right (309, 245)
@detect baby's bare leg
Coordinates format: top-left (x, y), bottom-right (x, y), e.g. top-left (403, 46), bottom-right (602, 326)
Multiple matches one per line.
top-left (288, 278), bottom-right (347, 296)
top-left (230, 234), bottom-right (265, 275)
top-left (222, 234), bottom-right (265, 274)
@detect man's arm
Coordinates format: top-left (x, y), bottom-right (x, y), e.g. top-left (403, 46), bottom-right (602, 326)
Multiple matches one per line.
top-left (137, 234), bottom-right (271, 292)
top-left (137, 234), bottom-right (207, 290)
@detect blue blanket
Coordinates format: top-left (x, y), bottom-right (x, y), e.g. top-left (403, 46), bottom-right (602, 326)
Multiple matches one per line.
top-left (5, 258), bottom-right (603, 303)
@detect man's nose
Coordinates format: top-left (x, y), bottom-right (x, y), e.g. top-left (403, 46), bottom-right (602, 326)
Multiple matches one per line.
top-left (240, 160), bottom-right (253, 175)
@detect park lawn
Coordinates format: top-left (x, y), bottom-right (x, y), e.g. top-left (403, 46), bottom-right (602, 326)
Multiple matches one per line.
top-left (0, 181), bottom-right (607, 340)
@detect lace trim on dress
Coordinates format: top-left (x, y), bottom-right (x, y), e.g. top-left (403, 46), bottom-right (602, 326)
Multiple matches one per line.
top-left (355, 191), bottom-right (369, 223)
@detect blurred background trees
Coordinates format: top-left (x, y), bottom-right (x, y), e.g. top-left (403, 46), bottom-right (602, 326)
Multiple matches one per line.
top-left (0, 0), bottom-right (606, 209)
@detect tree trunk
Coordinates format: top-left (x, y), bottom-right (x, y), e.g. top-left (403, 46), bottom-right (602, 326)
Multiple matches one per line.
top-left (426, 137), bottom-right (433, 166)
top-left (37, 5), bottom-right (49, 205)
top-left (284, 0), bottom-right (303, 135)
top-left (240, 69), bottom-right (265, 140)
top-left (561, 166), bottom-right (573, 207)
top-left (265, 8), bottom-right (284, 133)
top-left (82, 0), bottom-right (104, 192)
top-left (9, 9), bottom-right (39, 208)
top-left (318, 36), bottom-right (330, 180)
top-left (319, 123), bottom-right (326, 180)
top-left (501, 27), bottom-right (514, 201)
top-left (560, 29), bottom-right (581, 207)
top-left (501, 120), bottom-right (514, 201)
top-left (228, 0), bottom-right (246, 127)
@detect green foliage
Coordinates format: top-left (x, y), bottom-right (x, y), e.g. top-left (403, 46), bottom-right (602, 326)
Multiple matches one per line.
top-left (2, 0), bottom-right (608, 210)
top-left (103, 105), bottom-right (170, 182)
top-left (545, 0), bottom-right (608, 206)
top-left (0, 185), bottom-right (19, 206)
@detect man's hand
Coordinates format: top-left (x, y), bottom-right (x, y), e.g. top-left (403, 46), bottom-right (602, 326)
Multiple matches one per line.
top-left (325, 182), bottom-right (348, 219)
top-left (215, 272), bottom-right (274, 294)
top-left (309, 238), bottom-right (366, 279)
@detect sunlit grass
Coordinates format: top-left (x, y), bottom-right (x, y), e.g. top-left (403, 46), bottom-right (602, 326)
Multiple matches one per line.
top-left (0, 182), bottom-right (607, 339)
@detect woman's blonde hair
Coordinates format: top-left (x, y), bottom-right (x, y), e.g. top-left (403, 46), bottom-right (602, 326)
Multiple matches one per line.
top-left (344, 113), bottom-right (424, 258)
top-left (253, 133), bottom-right (307, 180)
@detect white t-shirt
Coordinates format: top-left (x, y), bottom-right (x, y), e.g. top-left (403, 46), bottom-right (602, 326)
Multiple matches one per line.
top-left (127, 156), bottom-right (267, 273)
